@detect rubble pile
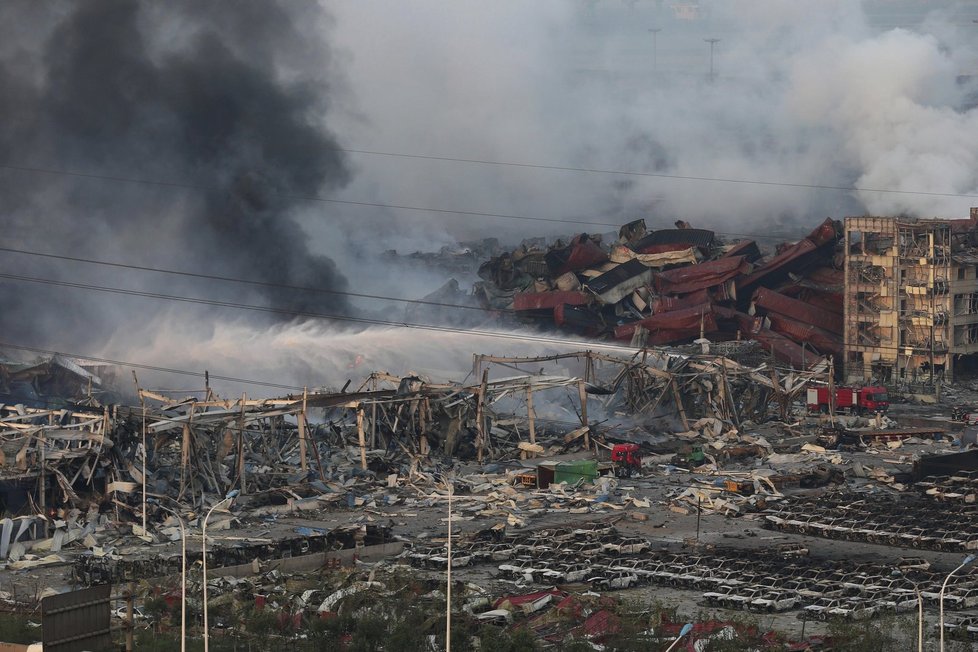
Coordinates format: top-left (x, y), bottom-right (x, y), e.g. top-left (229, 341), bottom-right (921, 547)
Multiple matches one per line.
top-left (470, 218), bottom-right (843, 368)
top-left (0, 353), bottom-right (116, 407)
top-left (0, 345), bottom-right (833, 576)
top-left (764, 483), bottom-right (978, 552)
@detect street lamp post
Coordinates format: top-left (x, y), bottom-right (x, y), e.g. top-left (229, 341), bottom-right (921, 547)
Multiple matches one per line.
top-left (914, 581), bottom-right (923, 652)
top-left (648, 28), bottom-right (662, 71)
top-left (445, 477), bottom-right (453, 652)
top-left (151, 500), bottom-right (187, 652)
top-left (704, 38), bottom-right (720, 82)
top-left (665, 623), bottom-right (694, 652)
top-left (940, 554), bottom-right (976, 651)
top-left (202, 490), bottom-right (239, 652)
top-left (894, 569), bottom-right (923, 652)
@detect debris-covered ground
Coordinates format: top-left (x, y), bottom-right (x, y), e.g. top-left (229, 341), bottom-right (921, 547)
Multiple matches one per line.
top-left (3, 333), bottom-right (978, 650)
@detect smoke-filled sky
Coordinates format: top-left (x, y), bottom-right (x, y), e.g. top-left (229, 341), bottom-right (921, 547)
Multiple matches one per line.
top-left (2, 0), bottom-right (978, 394)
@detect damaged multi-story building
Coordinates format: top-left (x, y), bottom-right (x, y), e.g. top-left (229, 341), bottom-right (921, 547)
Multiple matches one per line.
top-left (843, 208), bottom-right (978, 392)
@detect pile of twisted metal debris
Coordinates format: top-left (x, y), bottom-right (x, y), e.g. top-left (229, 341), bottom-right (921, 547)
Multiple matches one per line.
top-left (470, 218), bottom-right (843, 368)
top-left (0, 346), bottom-right (826, 565)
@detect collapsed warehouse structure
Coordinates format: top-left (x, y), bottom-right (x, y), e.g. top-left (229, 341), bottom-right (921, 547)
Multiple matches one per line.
top-left (0, 346), bottom-right (825, 561)
top-left (470, 218), bottom-right (844, 371)
top-left (461, 210), bottom-right (978, 395)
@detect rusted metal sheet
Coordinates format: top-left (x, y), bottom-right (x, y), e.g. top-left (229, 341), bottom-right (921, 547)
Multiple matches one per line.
top-left (751, 328), bottom-right (813, 368)
top-left (645, 326), bottom-right (711, 345)
top-left (736, 238), bottom-right (819, 295)
top-left (656, 256), bottom-right (749, 296)
top-left (752, 287), bottom-right (843, 335)
top-left (779, 286), bottom-right (843, 316)
top-left (722, 239), bottom-right (762, 262)
top-left (767, 313), bottom-right (842, 355)
top-left (513, 291), bottom-right (590, 312)
top-left (544, 234), bottom-right (608, 276)
top-left (613, 303), bottom-right (716, 341)
top-left (735, 222), bottom-right (840, 296)
top-left (584, 258), bottom-right (654, 305)
top-left (806, 217), bottom-right (840, 247)
top-left (631, 228), bottom-right (715, 253)
top-left (652, 288), bottom-right (710, 313)
top-left (42, 584), bottom-right (112, 652)
top-left (799, 265), bottom-right (844, 290)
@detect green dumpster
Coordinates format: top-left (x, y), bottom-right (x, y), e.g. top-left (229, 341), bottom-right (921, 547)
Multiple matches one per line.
top-left (554, 459), bottom-right (599, 485)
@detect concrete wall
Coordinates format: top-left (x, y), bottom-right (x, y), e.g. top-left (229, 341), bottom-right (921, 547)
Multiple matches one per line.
top-left (210, 542), bottom-right (405, 579)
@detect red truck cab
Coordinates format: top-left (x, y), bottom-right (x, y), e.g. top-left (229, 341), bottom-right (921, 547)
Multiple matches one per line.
top-left (611, 443), bottom-right (642, 477)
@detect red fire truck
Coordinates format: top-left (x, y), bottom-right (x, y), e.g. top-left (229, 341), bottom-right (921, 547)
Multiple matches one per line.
top-left (806, 386), bottom-right (889, 415)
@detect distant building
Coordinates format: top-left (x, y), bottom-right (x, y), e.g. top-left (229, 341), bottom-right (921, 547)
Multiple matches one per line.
top-left (671, 3), bottom-right (701, 20)
top-left (843, 209), bottom-right (978, 391)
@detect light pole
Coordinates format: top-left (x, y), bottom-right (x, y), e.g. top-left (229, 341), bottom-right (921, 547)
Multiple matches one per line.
top-left (445, 476), bottom-right (453, 652)
top-left (150, 499), bottom-right (187, 652)
top-left (704, 38), bottom-right (720, 82)
top-left (665, 623), bottom-right (694, 652)
top-left (940, 554), bottom-right (976, 651)
top-left (894, 569), bottom-right (923, 652)
top-left (202, 490), bottom-right (239, 652)
top-left (648, 28), bottom-right (662, 71)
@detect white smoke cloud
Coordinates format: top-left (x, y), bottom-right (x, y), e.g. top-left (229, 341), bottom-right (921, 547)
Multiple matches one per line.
top-left (315, 0), bottom-right (978, 255)
top-left (787, 27), bottom-right (978, 217)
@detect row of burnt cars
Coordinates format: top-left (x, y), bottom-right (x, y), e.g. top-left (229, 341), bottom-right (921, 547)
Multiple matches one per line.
top-left (762, 489), bottom-right (978, 553)
top-left (401, 522), bottom-right (978, 623)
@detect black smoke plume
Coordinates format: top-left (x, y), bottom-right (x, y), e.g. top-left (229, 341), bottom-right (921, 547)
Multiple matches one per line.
top-left (0, 0), bottom-right (351, 348)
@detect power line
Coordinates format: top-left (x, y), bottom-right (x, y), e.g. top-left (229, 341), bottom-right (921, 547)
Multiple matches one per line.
top-left (0, 161), bottom-right (961, 243)
top-left (333, 147), bottom-right (978, 201)
top-left (0, 246), bottom-right (497, 314)
top-left (0, 271), bottom-right (645, 354)
top-left (2, 270), bottom-right (934, 362)
top-left (0, 162), bottom-right (618, 229)
top-left (0, 342), bottom-right (306, 391)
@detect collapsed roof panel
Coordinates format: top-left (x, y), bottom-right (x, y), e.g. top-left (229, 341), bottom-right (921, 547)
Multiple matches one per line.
top-left (656, 255), bottom-right (749, 296)
top-left (752, 287), bottom-right (843, 336)
top-left (631, 228), bottom-right (715, 253)
top-left (584, 259), bottom-right (655, 305)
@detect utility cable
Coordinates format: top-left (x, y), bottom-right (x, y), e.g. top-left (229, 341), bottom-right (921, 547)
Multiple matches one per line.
top-left (4, 160), bottom-right (966, 241)
top-left (0, 271), bottom-right (645, 353)
top-left (334, 146), bottom-right (978, 200)
top-left (0, 246), bottom-right (497, 314)
top-left (0, 342), bottom-right (306, 391)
